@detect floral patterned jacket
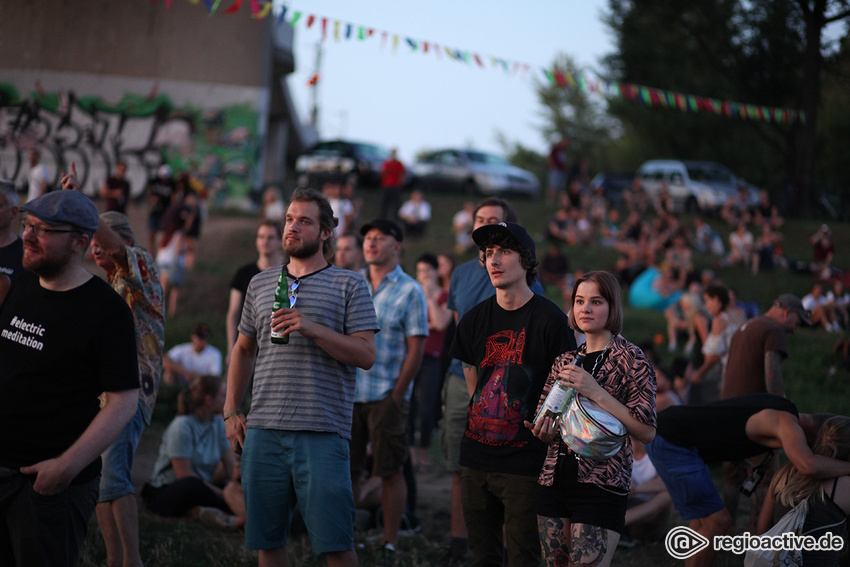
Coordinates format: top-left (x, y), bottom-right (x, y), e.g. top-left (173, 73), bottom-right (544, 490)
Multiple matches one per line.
top-left (536, 334), bottom-right (656, 491)
top-left (107, 245), bottom-right (165, 426)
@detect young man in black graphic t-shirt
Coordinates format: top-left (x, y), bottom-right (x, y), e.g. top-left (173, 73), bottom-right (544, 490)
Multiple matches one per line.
top-left (451, 222), bottom-right (575, 567)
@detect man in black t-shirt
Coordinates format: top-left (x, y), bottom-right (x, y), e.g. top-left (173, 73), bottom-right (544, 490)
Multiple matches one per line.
top-left (99, 161), bottom-right (131, 214)
top-left (145, 164), bottom-right (175, 252)
top-left (646, 394), bottom-right (850, 567)
top-left (0, 180), bottom-right (23, 282)
top-left (225, 219), bottom-right (284, 365)
top-left (0, 190), bottom-right (139, 567)
top-left (451, 222), bottom-right (575, 567)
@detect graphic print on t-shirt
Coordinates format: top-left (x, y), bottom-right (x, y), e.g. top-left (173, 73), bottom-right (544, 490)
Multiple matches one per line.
top-left (467, 328), bottom-right (531, 444)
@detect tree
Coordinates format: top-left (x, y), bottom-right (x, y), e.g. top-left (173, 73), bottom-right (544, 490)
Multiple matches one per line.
top-left (602, 0), bottom-right (850, 216)
top-left (788, 0), bottom-right (850, 216)
top-left (533, 54), bottom-right (620, 173)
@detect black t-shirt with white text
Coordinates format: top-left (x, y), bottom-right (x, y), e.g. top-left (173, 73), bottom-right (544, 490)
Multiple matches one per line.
top-left (0, 271), bottom-right (139, 482)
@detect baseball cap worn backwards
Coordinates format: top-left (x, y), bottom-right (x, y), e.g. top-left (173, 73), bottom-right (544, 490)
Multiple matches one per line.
top-left (774, 293), bottom-right (813, 326)
top-left (472, 222), bottom-right (536, 262)
top-left (21, 191), bottom-right (98, 236)
top-left (360, 219), bottom-right (404, 242)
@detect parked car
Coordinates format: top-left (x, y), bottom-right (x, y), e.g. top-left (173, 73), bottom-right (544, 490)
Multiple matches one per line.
top-left (295, 139), bottom-right (393, 188)
top-left (635, 160), bottom-right (759, 214)
top-left (590, 171), bottom-right (634, 210)
top-left (410, 149), bottom-right (540, 199)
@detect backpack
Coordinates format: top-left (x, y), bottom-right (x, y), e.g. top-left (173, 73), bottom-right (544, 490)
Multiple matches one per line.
top-left (743, 497), bottom-right (808, 567)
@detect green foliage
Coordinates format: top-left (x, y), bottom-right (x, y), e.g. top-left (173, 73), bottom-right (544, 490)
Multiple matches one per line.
top-left (592, 0), bottom-right (850, 212)
top-left (534, 53), bottom-right (620, 167)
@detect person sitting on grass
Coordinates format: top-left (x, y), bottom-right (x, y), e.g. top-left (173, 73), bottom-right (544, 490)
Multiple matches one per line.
top-left (143, 375), bottom-right (245, 530)
top-left (619, 437), bottom-right (673, 548)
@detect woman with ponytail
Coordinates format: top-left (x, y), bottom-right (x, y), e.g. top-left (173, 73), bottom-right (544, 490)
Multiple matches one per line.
top-left (144, 376), bottom-right (245, 529)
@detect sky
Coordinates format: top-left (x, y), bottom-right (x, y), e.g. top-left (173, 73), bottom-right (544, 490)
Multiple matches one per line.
top-left (282, 1), bottom-right (615, 162)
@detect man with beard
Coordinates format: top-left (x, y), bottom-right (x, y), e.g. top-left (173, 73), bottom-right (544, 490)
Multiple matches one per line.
top-left (224, 188), bottom-right (378, 567)
top-left (0, 190), bottom-right (139, 567)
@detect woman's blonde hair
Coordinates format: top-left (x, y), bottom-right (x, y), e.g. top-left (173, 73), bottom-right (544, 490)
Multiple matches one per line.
top-left (772, 415), bottom-right (850, 506)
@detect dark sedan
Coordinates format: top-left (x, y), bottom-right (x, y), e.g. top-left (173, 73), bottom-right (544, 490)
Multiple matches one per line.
top-left (295, 139), bottom-right (392, 188)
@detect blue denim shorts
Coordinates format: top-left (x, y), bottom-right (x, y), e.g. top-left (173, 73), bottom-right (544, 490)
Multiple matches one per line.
top-left (99, 405), bottom-right (145, 502)
top-left (645, 434), bottom-right (725, 521)
top-left (241, 429), bottom-right (355, 553)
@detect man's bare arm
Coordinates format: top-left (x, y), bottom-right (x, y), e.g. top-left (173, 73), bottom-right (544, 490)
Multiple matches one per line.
top-left (764, 350), bottom-right (785, 396)
top-left (391, 335), bottom-right (426, 407)
top-left (21, 389), bottom-right (138, 494)
top-left (223, 333), bottom-right (258, 455)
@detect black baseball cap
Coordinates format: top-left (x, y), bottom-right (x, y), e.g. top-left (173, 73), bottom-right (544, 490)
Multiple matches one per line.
top-left (472, 222), bottom-right (536, 262)
top-left (360, 219), bottom-right (404, 242)
top-left (192, 323), bottom-right (212, 339)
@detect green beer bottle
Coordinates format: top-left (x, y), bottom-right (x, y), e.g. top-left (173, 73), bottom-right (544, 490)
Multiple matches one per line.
top-left (271, 269), bottom-right (289, 344)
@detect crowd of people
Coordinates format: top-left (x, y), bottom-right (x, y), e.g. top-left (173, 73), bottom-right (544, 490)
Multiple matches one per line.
top-left (0, 147), bottom-right (848, 567)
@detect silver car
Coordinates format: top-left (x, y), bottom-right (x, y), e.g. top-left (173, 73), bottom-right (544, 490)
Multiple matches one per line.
top-left (411, 149), bottom-right (540, 199)
top-left (636, 159), bottom-right (758, 214)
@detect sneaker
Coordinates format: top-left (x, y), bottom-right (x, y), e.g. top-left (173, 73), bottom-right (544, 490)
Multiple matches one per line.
top-left (398, 512), bottom-right (422, 536)
top-left (379, 542), bottom-right (397, 566)
top-left (194, 506), bottom-right (236, 530)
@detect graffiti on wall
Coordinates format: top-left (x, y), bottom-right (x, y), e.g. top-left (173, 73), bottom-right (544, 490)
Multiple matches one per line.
top-left (0, 83), bottom-right (260, 203)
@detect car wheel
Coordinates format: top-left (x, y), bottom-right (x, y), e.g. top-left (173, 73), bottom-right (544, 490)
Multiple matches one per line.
top-left (463, 179), bottom-right (478, 196)
top-left (685, 196), bottom-right (700, 214)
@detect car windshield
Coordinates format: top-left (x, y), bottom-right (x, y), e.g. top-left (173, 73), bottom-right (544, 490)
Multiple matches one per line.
top-left (466, 151), bottom-right (509, 167)
top-left (686, 163), bottom-right (734, 184)
top-left (313, 142), bottom-right (345, 156)
top-left (352, 143), bottom-right (390, 160)
top-left (312, 142), bottom-right (390, 160)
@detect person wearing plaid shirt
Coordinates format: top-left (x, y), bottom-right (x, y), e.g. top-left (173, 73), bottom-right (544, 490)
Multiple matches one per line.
top-left (352, 219), bottom-right (429, 560)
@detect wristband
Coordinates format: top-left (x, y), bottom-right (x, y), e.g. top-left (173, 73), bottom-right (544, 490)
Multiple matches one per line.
top-left (223, 410), bottom-right (241, 421)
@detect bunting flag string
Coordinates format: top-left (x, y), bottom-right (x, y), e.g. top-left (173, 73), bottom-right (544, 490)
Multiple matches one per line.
top-left (152, 0), bottom-right (806, 124)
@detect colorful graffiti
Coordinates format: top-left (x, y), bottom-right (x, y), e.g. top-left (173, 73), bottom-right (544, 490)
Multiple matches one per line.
top-left (0, 83), bottom-right (260, 203)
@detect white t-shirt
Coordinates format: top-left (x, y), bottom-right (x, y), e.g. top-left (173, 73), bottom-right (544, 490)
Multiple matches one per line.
top-left (630, 452), bottom-right (659, 503)
top-left (802, 293), bottom-right (830, 311)
top-left (28, 164), bottom-right (49, 202)
top-left (328, 197), bottom-right (354, 237)
top-left (399, 199), bottom-right (431, 223)
top-left (166, 343), bottom-right (222, 376)
top-left (452, 209), bottom-right (473, 248)
top-left (827, 291), bottom-right (849, 309)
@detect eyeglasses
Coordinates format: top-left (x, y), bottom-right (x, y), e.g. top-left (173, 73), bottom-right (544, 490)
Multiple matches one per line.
top-left (21, 220), bottom-right (79, 238)
top-left (289, 279), bottom-right (300, 308)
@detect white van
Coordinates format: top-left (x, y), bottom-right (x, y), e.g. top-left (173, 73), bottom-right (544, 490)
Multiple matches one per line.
top-left (635, 159), bottom-right (757, 214)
